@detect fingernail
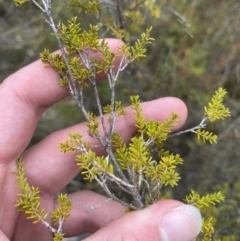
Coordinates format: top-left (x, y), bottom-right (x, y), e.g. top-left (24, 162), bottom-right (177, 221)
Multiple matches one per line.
top-left (159, 205), bottom-right (202, 241)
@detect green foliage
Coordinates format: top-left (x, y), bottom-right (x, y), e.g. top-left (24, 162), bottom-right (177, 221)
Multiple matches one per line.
top-left (76, 150), bottom-right (114, 181)
top-left (130, 95), bottom-right (179, 144)
top-left (201, 217), bottom-right (220, 241)
top-left (58, 131), bottom-right (88, 153)
top-left (196, 129), bottom-right (218, 144)
top-left (145, 113), bottom-right (179, 146)
top-left (39, 17), bottom-right (154, 110)
top-left (103, 101), bottom-right (127, 116)
top-left (145, 152), bottom-right (183, 187)
top-left (194, 87), bottom-right (230, 144)
top-left (96, 39), bottom-right (118, 72)
top-left (204, 88), bottom-right (231, 122)
top-left (185, 190), bottom-right (225, 241)
top-left (13, 156), bottom-right (48, 224)
top-left (53, 233), bottom-right (65, 241)
top-left (68, 0), bottom-right (160, 39)
top-left (130, 95), bottom-right (146, 132)
top-left (185, 190), bottom-right (225, 209)
top-left (86, 112), bottom-right (100, 136)
top-left (13, 157), bottom-right (72, 240)
top-left (69, 0), bottom-right (101, 15)
top-left (56, 86), bottom-right (230, 239)
top-left (127, 136), bottom-right (152, 171)
top-left (62, 95), bottom-right (184, 204)
top-left (13, 0), bottom-right (27, 6)
top-left (172, 87), bottom-right (230, 145)
top-left (143, 0), bottom-right (161, 18)
top-left (58, 17), bottom-right (99, 53)
top-left (119, 27), bottom-right (154, 61)
top-left (51, 194), bottom-right (72, 225)
top-left (40, 49), bottom-right (66, 74)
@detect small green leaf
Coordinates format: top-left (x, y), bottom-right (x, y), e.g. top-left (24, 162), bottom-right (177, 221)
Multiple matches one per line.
top-left (196, 129), bottom-right (218, 144)
top-left (204, 88), bottom-right (231, 122)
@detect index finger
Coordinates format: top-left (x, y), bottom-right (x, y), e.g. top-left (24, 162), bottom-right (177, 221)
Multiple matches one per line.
top-left (0, 39), bottom-right (124, 163)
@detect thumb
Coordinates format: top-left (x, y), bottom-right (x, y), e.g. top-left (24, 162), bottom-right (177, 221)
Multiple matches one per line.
top-left (84, 200), bottom-right (202, 241)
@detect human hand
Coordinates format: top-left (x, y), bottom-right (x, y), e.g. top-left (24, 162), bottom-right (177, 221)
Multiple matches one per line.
top-left (0, 39), bottom-right (201, 241)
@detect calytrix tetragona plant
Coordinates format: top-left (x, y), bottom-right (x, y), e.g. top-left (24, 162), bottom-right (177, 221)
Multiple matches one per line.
top-left (13, 1), bottom-right (231, 240)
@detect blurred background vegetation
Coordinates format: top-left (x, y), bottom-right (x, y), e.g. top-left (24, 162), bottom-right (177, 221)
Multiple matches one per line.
top-left (1, 0), bottom-right (240, 239)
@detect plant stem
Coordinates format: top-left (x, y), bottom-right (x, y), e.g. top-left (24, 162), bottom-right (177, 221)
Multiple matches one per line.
top-left (169, 116), bottom-right (208, 137)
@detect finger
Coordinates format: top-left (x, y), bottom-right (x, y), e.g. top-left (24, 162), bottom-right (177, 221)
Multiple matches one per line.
top-left (0, 39), bottom-right (124, 163)
top-left (60, 190), bottom-right (125, 236)
top-left (22, 97), bottom-right (187, 194)
top-left (0, 231), bottom-right (9, 241)
top-left (83, 200), bottom-right (202, 241)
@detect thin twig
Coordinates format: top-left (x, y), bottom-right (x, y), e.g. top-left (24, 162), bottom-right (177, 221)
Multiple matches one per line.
top-left (87, 198), bottom-right (113, 210)
top-left (169, 116), bottom-right (208, 137)
top-left (95, 175), bottom-right (138, 210)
